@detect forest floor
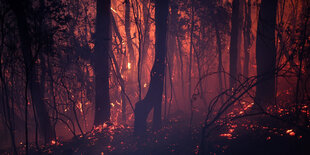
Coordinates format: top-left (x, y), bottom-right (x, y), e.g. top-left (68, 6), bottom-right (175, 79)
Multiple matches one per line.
top-left (2, 113), bottom-right (309, 155)
top-left (25, 114), bottom-right (310, 155)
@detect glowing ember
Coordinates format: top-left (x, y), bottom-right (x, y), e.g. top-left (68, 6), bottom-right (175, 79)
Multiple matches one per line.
top-left (220, 133), bottom-right (232, 138)
top-left (51, 140), bottom-right (56, 145)
top-left (286, 129), bottom-right (295, 136)
top-left (289, 132), bottom-right (295, 136)
top-left (286, 129), bottom-right (293, 134)
top-left (228, 129), bottom-right (234, 133)
top-left (103, 123), bottom-right (108, 129)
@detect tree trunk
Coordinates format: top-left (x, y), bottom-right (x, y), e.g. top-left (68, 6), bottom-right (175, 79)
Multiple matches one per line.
top-left (255, 0), bottom-right (278, 107)
top-left (177, 36), bottom-right (185, 103)
top-left (9, 0), bottom-right (55, 144)
top-left (94, 0), bottom-right (111, 126)
top-left (125, 0), bottom-right (135, 72)
top-left (188, 0), bottom-right (194, 114)
top-left (111, 14), bottom-right (127, 124)
top-left (229, 0), bottom-right (240, 89)
top-left (134, 0), bottom-right (169, 135)
top-left (243, 0), bottom-right (252, 78)
top-left (215, 25), bottom-right (224, 103)
top-left (237, 0), bottom-right (244, 76)
top-left (30, 65), bottom-right (55, 143)
top-left (141, 0), bottom-right (151, 69)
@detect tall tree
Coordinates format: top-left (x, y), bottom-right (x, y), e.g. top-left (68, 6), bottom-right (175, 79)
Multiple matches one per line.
top-left (125, 0), bottom-right (135, 75)
top-left (93, 0), bottom-right (111, 126)
top-left (243, 0), bottom-right (252, 77)
top-left (255, 0), bottom-right (278, 107)
top-left (9, 0), bottom-right (55, 146)
top-left (229, 0), bottom-right (240, 89)
top-left (134, 0), bottom-right (169, 134)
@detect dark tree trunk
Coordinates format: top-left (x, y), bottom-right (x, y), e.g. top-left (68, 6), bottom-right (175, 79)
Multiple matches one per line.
top-left (94, 0), bottom-right (111, 126)
top-left (177, 36), bottom-right (185, 102)
top-left (237, 0), bottom-right (244, 75)
top-left (9, 0), bottom-right (55, 145)
top-left (229, 0), bottom-right (240, 89)
top-left (215, 25), bottom-right (224, 103)
top-left (188, 0), bottom-right (194, 114)
top-left (30, 65), bottom-right (55, 143)
top-left (134, 0), bottom-right (169, 135)
top-left (255, 0), bottom-right (278, 107)
top-left (243, 0), bottom-right (252, 78)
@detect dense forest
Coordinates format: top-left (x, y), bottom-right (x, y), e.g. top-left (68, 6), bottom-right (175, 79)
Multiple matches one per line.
top-left (0, 0), bottom-right (309, 154)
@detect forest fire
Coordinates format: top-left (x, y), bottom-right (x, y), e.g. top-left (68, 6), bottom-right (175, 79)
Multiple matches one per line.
top-left (0, 0), bottom-right (310, 154)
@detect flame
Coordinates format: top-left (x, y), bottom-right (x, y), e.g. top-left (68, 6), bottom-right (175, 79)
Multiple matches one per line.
top-left (93, 123), bottom-right (108, 133)
top-left (116, 100), bottom-right (121, 105)
top-left (51, 140), bottom-right (56, 145)
top-left (77, 101), bottom-right (83, 113)
top-left (143, 83), bottom-right (147, 88)
top-left (127, 63), bottom-right (131, 69)
top-left (110, 8), bottom-right (117, 13)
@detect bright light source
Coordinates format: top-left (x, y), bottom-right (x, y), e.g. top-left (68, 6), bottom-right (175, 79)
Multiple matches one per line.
top-left (110, 8), bottom-right (117, 13)
top-left (127, 63), bottom-right (131, 69)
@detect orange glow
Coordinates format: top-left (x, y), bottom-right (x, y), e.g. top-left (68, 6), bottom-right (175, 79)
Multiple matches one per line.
top-left (1, 0), bottom-right (308, 153)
